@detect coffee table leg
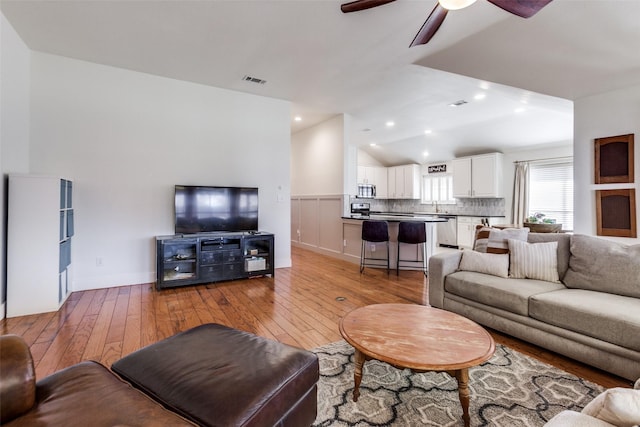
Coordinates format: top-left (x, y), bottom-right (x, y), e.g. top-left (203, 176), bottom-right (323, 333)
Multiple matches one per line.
top-left (353, 349), bottom-right (366, 402)
top-left (455, 368), bottom-right (471, 427)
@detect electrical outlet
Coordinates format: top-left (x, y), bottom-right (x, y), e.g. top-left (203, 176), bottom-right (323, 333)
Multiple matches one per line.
top-left (343, 239), bottom-right (347, 247)
top-left (370, 244), bottom-right (376, 252)
top-left (96, 257), bottom-right (103, 267)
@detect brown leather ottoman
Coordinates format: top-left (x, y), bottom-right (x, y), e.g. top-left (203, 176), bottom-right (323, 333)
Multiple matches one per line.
top-left (111, 324), bottom-right (319, 427)
top-left (4, 361), bottom-right (196, 427)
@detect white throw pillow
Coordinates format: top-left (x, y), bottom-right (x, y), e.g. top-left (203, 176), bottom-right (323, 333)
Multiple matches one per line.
top-left (474, 227), bottom-right (530, 254)
top-left (581, 387), bottom-right (640, 427)
top-left (508, 239), bottom-right (560, 282)
top-left (458, 250), bottom-right (509, 278)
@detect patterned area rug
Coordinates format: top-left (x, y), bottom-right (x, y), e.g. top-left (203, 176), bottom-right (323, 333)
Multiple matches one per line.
top-left (312, 340), bottom-right (604, 427)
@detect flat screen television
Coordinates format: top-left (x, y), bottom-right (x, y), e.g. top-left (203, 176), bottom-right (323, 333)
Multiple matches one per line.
top-left (175, 185), bottom-right (258, 234)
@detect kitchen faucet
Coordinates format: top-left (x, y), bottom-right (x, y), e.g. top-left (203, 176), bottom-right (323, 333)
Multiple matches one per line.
top-left (434, 201), bottom-right (440, 214)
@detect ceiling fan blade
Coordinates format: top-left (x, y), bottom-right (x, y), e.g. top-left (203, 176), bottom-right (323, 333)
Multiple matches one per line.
top-left (341, 0), bottom-right (396, 13)
top-left (409, 4), bottom-right (448, 47)
top-left (487, 0), bottom-right (553, 18)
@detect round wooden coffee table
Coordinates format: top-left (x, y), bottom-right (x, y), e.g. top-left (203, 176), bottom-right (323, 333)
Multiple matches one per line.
top-left (339, 303), bottom-right (495, 427)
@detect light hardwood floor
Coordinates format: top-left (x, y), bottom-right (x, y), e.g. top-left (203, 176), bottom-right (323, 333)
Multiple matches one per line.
top-left (1, 246), bottom-right (631, 388)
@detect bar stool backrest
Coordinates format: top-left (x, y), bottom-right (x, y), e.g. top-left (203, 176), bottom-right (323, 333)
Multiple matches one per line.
top-left (398, 221), bottom-right (426, 245)
top-left (362, 220), bottom-right (389, 243)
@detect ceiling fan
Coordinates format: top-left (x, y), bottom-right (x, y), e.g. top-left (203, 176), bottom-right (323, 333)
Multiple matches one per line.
top-left (341, 0), bottom-right (553, 47)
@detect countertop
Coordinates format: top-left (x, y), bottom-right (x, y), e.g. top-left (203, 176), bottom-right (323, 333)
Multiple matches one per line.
top-left (344, 212), bottom-right (505, 221)
top-left (411, 213), bottom-right (506, 218)
top-left (342, 214), bottom-right (448, 222)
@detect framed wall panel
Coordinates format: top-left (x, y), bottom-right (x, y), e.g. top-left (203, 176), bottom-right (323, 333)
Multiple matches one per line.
top-left (594, 134), bottom-right (634, 184)
top-left (596, 189), bottom-right (637, 238)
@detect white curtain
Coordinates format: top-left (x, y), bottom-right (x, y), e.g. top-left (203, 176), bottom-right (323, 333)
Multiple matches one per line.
top-left (511, 162), bottom-right (529, 226)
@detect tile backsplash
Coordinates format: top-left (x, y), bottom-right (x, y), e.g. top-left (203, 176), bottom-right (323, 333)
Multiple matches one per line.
top-left (350, 197), bottom-right (505, 217)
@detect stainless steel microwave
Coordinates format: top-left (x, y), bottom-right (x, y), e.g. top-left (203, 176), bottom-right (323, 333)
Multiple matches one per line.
top-left (357, 184), bottom-right (376, 198)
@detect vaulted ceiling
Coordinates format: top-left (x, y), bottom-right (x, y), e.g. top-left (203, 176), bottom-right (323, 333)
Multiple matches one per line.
top-left (2, 0), bottom-right (639, 164)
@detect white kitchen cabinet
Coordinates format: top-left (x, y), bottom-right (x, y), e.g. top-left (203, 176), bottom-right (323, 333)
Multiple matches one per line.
top-left (357, 165), bottom-right (371, 183)
top-left (7, 174), bottom-right (74, 317)
top-left (357, 165), bottom-right (388, 198)
top-left (373, 167), bottom-right (388, 198)
top-left (456, 216), bottom-right (504, 248)
top-left (457, 216), bottom-right (484, 248)
top-left (388, 164), bottom-right (420, 199)
top-left (452, 153), bottom-right (504, 198)
top-left (452, 157), bottom-right (472, 198)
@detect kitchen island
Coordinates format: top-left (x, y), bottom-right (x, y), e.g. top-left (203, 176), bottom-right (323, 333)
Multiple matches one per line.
top-left (342, 214), bottom-right (448, 271)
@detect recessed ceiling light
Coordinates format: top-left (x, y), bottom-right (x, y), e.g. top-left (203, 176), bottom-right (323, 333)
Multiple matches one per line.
top-left (424, 129), bottom-right (433, 134)
top-left (386, 121), bottom-right (395, 127)
top-left (474, 93), bottom-right (486, 100)
top-left (370, 143), bottom-right (377, 147)
top-left (423, 151), bottom-right (429, 157)
top-left (439, 0), bottom-right (477, 11)
top-left (515, 107), bottom-right (526, 113)
top-left (294, 116), bottom-right (302, 122)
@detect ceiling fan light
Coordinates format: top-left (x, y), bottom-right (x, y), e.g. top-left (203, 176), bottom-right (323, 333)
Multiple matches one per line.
top-left (438, 0), bottom-right (477, 11)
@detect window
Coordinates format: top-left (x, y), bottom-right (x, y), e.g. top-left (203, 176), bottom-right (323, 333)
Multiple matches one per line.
top-left (422, 174), bottom-right (455, 204)
top-left (528, 159), bottom-right (573, 231)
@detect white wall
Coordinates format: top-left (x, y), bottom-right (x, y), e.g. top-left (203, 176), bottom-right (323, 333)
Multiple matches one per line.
top-left (357, 149), bottom-right (384, 167)
top-left (291, 115), bottom-right (349, 196)
top-left (1, 11), bottom-right (31, 314)
top-left (574, 84), bottom-right (640, 244)
top-left (28, 52), bottom-right (292, 291)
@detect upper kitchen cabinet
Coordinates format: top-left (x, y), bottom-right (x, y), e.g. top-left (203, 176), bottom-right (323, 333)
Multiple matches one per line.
top-left (388, 164), bottom-right (420, 199)
top-left (452, 153), bottom-right (504, 198)
top-left (357, 165), bottom-right (388, 198)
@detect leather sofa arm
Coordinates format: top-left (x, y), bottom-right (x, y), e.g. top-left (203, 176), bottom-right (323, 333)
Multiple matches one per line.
top-left (428, 251), bottom-right (462, 308)
top-left (0, 335), bottom-right (36, 423)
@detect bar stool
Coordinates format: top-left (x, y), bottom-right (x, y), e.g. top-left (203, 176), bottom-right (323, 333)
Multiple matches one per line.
top-left (360, 220), bottom-right (390, 273)
top-left (396, 221), bottom-right (427, 276)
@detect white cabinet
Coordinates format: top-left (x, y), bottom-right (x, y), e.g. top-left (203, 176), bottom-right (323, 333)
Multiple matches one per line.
top-left (452, 153), bottom-right (504, 198)
top-left (457, 216), bottom-right (484, 248)
top-left (456, 216), bottom-right (504, 248)
top-left (357, 165), bottom-right (388, 198)
top-left (452, 157), bottom-right (472, 198)
top-left (373, 167), bottom-right (388, 198)
top-left (7, 175), bottom-right (74, 317)
top-left (388, 164), bottom-right (420, 199)
top-left (357, 165), bottom-right (373, 184)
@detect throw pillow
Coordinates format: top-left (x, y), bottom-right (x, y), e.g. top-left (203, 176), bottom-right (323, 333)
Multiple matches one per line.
top-left (473, 226), bottom-right (492, 253)
top-left (458, 250), bottom-right (509, 278)
top-left (478, 227), bottom-right (530, 254)
top-left (563, 234), bottom-right (640, 298)
top-left (581, 387), bottom-right (640, 427)
top-left (508, 239), bottom-right (560, 282)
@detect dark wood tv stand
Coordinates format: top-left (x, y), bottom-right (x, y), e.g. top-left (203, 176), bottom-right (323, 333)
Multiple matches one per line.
top-left (155, 232), bottom-right (274, 290)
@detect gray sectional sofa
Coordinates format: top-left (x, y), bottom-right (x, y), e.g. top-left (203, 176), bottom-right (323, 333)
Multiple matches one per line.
top-left (428, 233), bottom-right (640, 381)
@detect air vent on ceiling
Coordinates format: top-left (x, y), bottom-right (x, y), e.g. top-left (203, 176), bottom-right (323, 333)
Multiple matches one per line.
top-left (449, 100), bottom-right (468, 107)
top-left (242, 75), bottom-right (267, 85)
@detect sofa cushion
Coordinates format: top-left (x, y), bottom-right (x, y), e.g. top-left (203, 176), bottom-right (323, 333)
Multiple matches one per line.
top-left (508, 239), bottom-right (560, 283)
top-left (112, 323), bottom-right (319, 427)
top-left (445, 271), bottom-right (566, 316)
top-left (458, 250), bottom-right (509, 278)
top-left (581, 387), bottom-right (640, 427)
top-left (527, 232), bottom-right (571, 280)
top-left (4, 361), bottom-right (195, 427)
top-left (563, 234), bottom-right (640, 298)
top-left (545, 410), bottom-right (616, 427)
top-left (474, 227), bottom-right (529, 254)
top-left (529, 289), bottom-right (640, 352)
